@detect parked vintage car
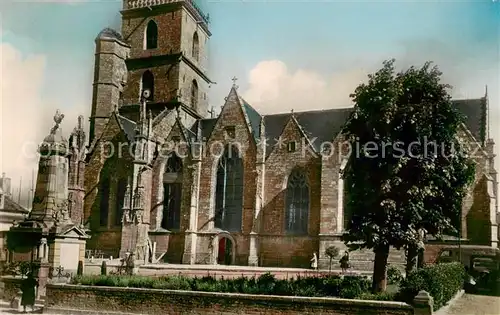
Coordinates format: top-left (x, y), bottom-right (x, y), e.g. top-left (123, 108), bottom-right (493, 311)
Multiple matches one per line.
top-left (435, 245), bottom-right (500, 295)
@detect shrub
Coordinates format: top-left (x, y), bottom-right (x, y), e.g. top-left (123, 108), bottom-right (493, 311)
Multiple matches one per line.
top-left (77, 261), bottom-right (83, 276)
top-left (397, 262), bottom-right (465, 310)
top-left (71, 273), bottom-right (378, 299)
top-left (100, 261), bottom-right (107, 276)
top-left (387, 266), bottom-right (403, 285)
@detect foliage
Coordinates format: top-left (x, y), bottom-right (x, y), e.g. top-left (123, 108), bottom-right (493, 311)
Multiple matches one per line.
top-left (387, 266), bottom-right (403, 285)
top-left (325, 246), bottom-right (340, 271)
top-left (325, 246), bottom-right (340, 260)
top-left (101, 261), bottom-right (107, 276)
top-left (71, 272), bottom-right (376, 299)
top-left (77, 261), bottom-right (83, 276)
top-left (0, 261), bottom-right (37, 277)
top-left (396, 262), bottom-right (465, 310)
top-left (341, 59), bottom-right (475, 291)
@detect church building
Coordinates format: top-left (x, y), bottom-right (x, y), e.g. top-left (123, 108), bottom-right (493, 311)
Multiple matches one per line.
top-left (79, 0), bottom-right (498, 269)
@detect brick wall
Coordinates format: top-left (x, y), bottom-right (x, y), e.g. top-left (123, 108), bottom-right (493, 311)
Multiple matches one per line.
top-left (45, 284), bottom-right (414, 315)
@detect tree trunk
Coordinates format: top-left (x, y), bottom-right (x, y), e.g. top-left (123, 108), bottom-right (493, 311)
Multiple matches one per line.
top-left (406, 244), bottom-right (418, 275)
top-left (417, 248), bottom-right (424, 268)
top-left (372, 245), bottom-right (390, 293)
top-left (329, 258), bottom-right (332, 272)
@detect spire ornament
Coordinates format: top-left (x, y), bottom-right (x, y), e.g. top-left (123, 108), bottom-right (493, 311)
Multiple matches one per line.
top-left (231, 76), bottom-right (239, 90)
top-left (51, 110), bottom-right (65, 134)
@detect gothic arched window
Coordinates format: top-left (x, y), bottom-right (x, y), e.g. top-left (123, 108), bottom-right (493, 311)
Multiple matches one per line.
top-left (115, 179), bottom-right (127, 226)
top-left (192, 32), bottom-right (199, 61)
top-left (141, 70), bottom-right (154, 101)
top-left (145, 20), bottom-right (158, 50)
top-left (191, 80), bottom-right (198, 109)
top-left (285, 169), bottom-right (309, 234)
top-left (214, 145), bottom-right (244, 232)
top-left (99, 178), bottom-right (110, 227)
top-left (162, 154), bottom-right (183, 230)
top-left (343, 172), bottom-right (352, 231)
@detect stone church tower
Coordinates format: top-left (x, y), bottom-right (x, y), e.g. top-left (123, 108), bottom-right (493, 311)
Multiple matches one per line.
top-left (85, 0), bottom-right (212, 260)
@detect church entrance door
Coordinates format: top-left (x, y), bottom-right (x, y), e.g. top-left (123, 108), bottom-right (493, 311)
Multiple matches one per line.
top-left (217, 237), bottom-right (233, 265)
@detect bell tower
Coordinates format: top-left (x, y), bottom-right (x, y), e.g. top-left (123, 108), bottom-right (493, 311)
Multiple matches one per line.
top-left (120, 0), bottom-right (211, 120)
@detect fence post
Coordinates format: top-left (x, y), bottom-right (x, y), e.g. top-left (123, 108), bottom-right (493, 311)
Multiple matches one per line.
top-left (413, 290), bottom-right (434, 315)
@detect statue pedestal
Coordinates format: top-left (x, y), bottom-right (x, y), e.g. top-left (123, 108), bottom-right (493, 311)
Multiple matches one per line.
top-left (36, 262), bottom-right (50, 299)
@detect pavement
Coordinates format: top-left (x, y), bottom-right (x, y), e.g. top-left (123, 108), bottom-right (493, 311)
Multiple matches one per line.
top-left (436, 294), bottom-right (500, 315)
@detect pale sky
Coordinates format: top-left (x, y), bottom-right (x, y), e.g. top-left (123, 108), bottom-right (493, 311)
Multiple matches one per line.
top-left (0, 0), bottom-right (499, 207)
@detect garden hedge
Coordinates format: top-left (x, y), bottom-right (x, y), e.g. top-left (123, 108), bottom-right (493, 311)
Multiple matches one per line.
top-left (71, 273), bottom-right (378, 300)
top-left (396, 262), bottom-right (465, 309)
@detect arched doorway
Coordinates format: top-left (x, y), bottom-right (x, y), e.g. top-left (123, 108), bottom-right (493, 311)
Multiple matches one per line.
top-left (217, 237), bottom-right (234, 265)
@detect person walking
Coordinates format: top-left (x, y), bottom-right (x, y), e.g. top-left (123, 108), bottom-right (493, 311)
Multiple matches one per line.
top-left (21, 272), bottom-right (38, 313)
top-left (310, 252), bottom-right (318, 271)
top-left (340, 251), bottom-right (350, 273)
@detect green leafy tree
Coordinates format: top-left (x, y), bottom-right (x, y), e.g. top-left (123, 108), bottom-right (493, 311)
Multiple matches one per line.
top-left (325, 246), bottom-right (340, 272)
top-left (342, 59), bottom-right (475, 293)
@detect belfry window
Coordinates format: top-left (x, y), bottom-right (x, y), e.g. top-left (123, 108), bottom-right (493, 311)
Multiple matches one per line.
top-left (285, 169), bottom-right (309, 234)
top-left (141, 70), bottom-right (154, 101)
top-left (214, 145), bottom-right (244, 232)
top-left (192, 32), bottom-right (199, 61)
top-left (162, 154), bottom-right (183, 230)
top-left (145, 20), bottom-right (158, 50)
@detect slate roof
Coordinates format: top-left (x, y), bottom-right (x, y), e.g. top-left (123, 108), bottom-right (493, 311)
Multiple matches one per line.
top-left (3, 196), bottom-right (29, 214)
top-left (116, 115), bottom-right (137, 143)
top-left (194, 98), bottom-right (486, 158)
top-left (97, 28), bottom-right (123, 41)
top-left (452, 98), bottom-right (486, 143)
top-left (240, 99), bottom-right (262, 141)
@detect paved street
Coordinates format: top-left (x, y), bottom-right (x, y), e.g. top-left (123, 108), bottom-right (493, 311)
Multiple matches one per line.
top-left (437, 294), bottom-right (500, 315)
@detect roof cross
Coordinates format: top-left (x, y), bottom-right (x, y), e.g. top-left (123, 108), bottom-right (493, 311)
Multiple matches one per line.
top-left (231, 76), bottom-right (239, 90)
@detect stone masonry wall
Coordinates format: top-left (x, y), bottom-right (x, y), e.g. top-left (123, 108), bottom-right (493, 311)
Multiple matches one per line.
top-left (45, 284), bottom-right (414, 315)
top-left (260, 117), bottom-right (321, 268)
top-left (196, 89), bottom-right (257, 264)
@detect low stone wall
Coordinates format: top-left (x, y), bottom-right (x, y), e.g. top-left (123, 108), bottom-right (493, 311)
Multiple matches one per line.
top-left (45, 284), bottom-right (416, 315)
top-left (0, 276), bottom-right (23, 301)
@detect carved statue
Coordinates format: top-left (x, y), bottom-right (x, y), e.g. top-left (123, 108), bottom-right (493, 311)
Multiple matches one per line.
top-left (122, 210), bottom-right (132, 223)
top-left (134, 210), bottom-right (143, 224)
top-left (53, 199), bottom-right (71, 226)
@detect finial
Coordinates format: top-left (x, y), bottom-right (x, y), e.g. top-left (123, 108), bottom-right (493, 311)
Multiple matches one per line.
top-left (77, 115), bottom-right (83, 129)
top-left (232, 76), bottom-right (239, 90)
top-left (485, 85), bottom-right (488, 97)
top-left (54, 110), bottom-right (64, 126)
top-left (291, 109), bottom-right (294, 114)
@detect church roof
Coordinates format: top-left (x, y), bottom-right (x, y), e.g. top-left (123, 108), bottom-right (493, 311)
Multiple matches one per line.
top-left (116, 115), bottom-right (137, 143)
top-left (452, 98), bottom-right (486, 143)
top-left (2, 196), bottom-right (29, 214)
top-left (196, 98), bottom-right (486, 158)
top-left (97, 28), bottom-right (123, 41)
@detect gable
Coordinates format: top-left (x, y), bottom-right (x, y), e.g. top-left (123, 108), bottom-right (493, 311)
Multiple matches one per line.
top-left (59, 225), bottom-right (90, 239)
top-left (205, 87), bottom-right (256, 144)
top-left (86, 112), bottom-right (136, 160)
top-left (192, 97), bottom-right (485, 156)
top-left (266, 114), bottom-right (318, 160)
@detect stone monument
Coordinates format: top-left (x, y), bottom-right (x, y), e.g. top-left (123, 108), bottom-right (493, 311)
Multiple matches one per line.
top-left (8, 110), bottom-right (90, 298)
